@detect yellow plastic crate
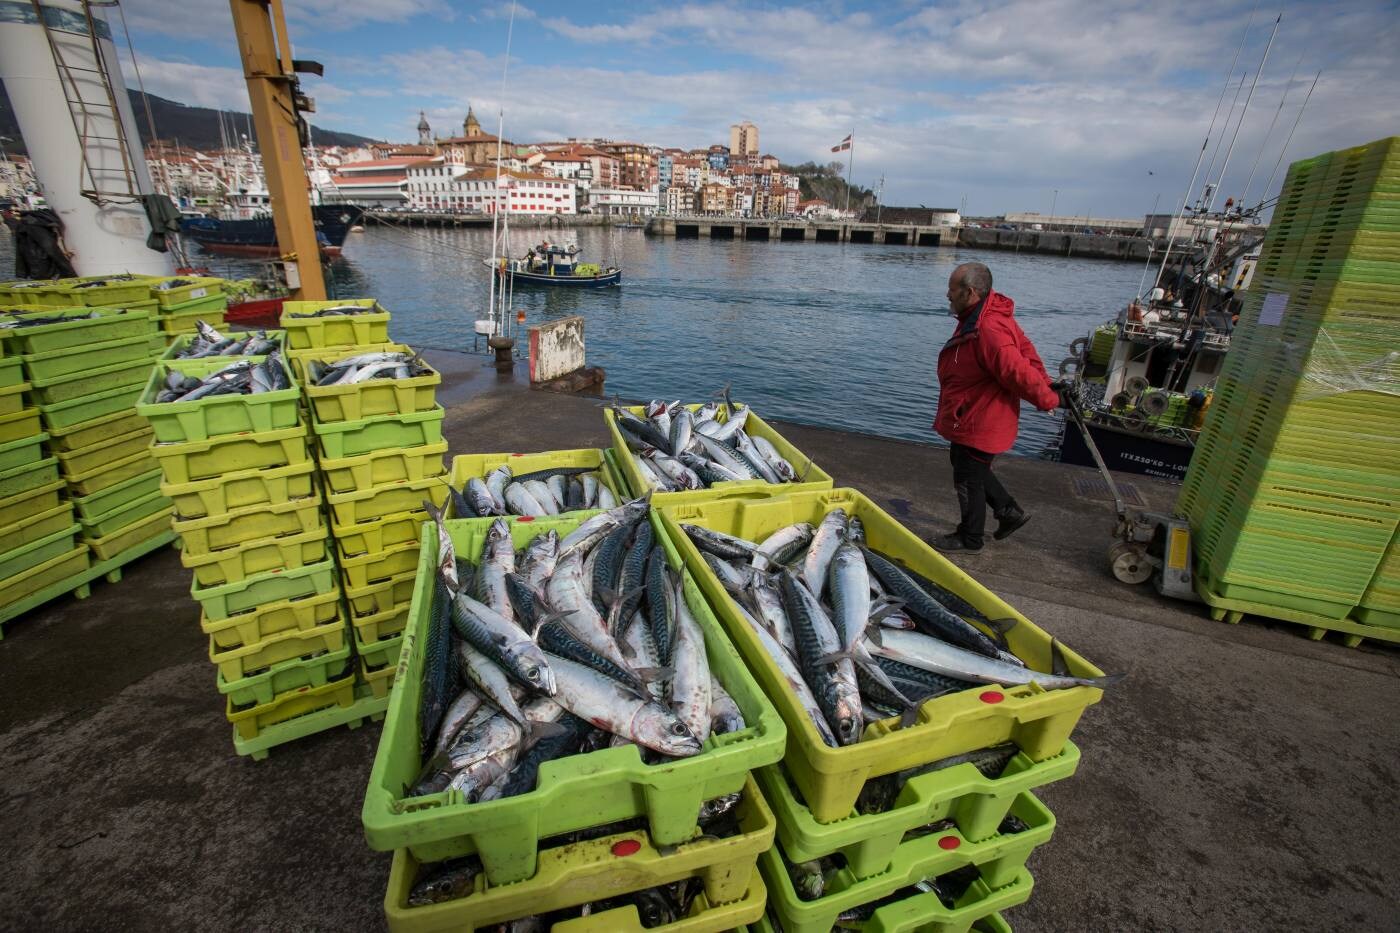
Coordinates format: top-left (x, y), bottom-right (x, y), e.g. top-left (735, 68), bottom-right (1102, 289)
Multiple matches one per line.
top-left (0, 407), bottom-right (42, 443)
top-left (359, 656), bottom-right (397, 700)
top-left (446, 448), bottom-right (627, 519)
top-left (172, 495), bottom-right (324, 556)
top-left (181, 526), bottom-right (331, 587)
top-left (54, 428), bottom-right (154, 480)
top-left (0, 544), bottom-right (90, 610)
top-left (304, 345), bottom-right (441, 422)
top-left (345, 569), bottom-right (416, 619)
top-left (210, 615), bottom-right (348, 682)
top-left (162, 460), bottom-right (318, 520)
top-left (225, 672), bottom-right (357, 740)
top-left (659, 487), bottom-right (1110, 823)
top-left (44, 408), bottom-right (148, 453)
top-left (0, 501), bottom-right (76, 552)
top-left (64, 447), bottom-right (158, 497)
top-left (326, 475), bottom-right (450, 527)
top-left (0, 381), bottom-right (30, 417)
top-left (350, 601), bottom-right (410, 644)
top-left (319, 440), bottom-right (448, 495)
top-left (338, 540), bottom-right (420, 589)
top-left (287, 341), bottom-right (398, 382)
top-left (201, 588), bottom-right (344, 651)
top-left (148, 423), bottom-right (310, 485)
top-left (332, 508), bottom-right (428, 557)
top-left (82, 507), bottom-right (174, 561)
top-left (149, 275), bottom-right (225, 308)
top-left (279, 298), bottom-right (390, 349)
top-left (0, 478), bottom-right (66, 528)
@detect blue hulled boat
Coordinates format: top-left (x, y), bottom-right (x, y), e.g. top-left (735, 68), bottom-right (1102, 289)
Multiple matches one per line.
top-left (489, 242), bottom-right (622, 288)
top-left (180, 203), bottom-right (364, 258)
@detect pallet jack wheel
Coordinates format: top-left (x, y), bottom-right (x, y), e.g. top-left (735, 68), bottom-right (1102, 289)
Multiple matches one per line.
top-left (1108, 541), bottom-right (1153, 584)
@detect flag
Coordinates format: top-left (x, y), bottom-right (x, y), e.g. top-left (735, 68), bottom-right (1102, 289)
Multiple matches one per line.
top-left (831, 134), bottom-right (852, 153)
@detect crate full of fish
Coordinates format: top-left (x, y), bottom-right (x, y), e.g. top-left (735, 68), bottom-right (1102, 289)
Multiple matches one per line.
top-left (446, 449), bottom-right (627, 519)
top-left (320, 441), bottom-right (448, 495)
top-left (759, 794), bottom-right (1048, 933)
top-left (604, 397), bottom-right (832, 508)
top-left (382, 774), bottom-right (773, 933)
top-left (279, 298), bottom-right (391, 349)
top-left (657, 487), bottom-right (1118, 823)
top-left (304, 345), bottom-right (441, 423)
top-left (136, 351), bottom-right (299, 443)
top-left (0, 306), bottom-right (153, 354)
top-left (149, 275), bottom-right (224, 308)
top-left (361, 504), bottom-right (786, 878)
top-left (161, 322), bottom-right (283, 361)
top-left (759, 740), bottom-right (1079, 880)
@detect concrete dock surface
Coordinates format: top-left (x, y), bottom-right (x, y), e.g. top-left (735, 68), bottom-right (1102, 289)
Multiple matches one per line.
top-left (1, 350), bottom-right (1397, 932)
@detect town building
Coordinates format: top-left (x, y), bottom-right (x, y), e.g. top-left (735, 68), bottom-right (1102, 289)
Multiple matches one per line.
top-left (322, 155), bottom-right (428, 208)
top-left (664, 185), bottom-right (695, 214)
top-left (595, 141), bottom-right (657, 191)
top-left (406, 160), bottom-right (577, 214)
top-left (587, 186), bottom-right (659, 217)
top-left (729, 121), bottom-right (759, 156)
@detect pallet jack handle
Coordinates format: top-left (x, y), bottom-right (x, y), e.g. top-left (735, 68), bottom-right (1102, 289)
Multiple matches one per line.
top-left (1063, 391), bottom-right (1129, 525)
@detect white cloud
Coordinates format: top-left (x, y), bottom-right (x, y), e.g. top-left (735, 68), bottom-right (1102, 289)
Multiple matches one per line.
top-left (117, 55), bottom-right (249, 112)
top-left (118, 0), bottom-right (450, 40)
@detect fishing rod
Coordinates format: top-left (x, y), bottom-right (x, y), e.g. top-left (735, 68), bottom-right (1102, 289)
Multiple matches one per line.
top-left (1237, 49), bottom-right (1305, 217)
top-left (1258, 70), bottom-right (1322, 222)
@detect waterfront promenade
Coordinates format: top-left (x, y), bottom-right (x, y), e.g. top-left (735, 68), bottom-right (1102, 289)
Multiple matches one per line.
top-left (1, 348), bottom-right (1394, 931)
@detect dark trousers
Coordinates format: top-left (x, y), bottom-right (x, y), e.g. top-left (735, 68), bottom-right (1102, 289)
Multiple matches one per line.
top-left (950, 443), bottom-right (1019, 548)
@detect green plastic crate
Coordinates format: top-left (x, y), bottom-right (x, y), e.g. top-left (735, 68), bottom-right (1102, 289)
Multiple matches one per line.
top-left (37, 382), bottom-right (145, 432)
top-left (315, 442), bottom-right (448, 496)
top-left (0, 306), bottom-right (152, 353)
top-left (445, 448), bottom-right (627, 519)
top-left (70, 468), bottom-right (162, 521)
top-left (0, 356), bottom-right (21, 388)
top-left (172, 494), bottom-right (324, 556)
top-left (159, 293), bottom-right (227, 316)
top-left (137, 355), bottom-right (300, 443)
top-left (147, 423), bottom-right (310, 485)
top-left (353, 625), bottom-right (404, 670)
top-left (360, 510), bottom-right (787, 876)
top-left (0, 501), bottom-right (75, 552)
top-left (149, 275), bottom-right (225, 308)
top-left (350, 601), bottom-right (411, 645)
top-left (211, 616), bottom-right (348, 682)
top-left (0, 477), bottom-right (66, 528)
top-left (27, 356), bottom-right (159, 405)
top-left (225, 672), bottom-right (358, 741)
top-left (83, 506), bottom-right (173, 560)
top-left (67, 275), bottom-right (155, 306)
top-left (605, 403), bottom-right (833, 509)
top-left (22, 333), bottom-right (152, 380)
top-left (191, 556), bottom-right (341, 621)
top-left (332, 508), bottom-right (428, 558)
top-left (162, 459), bottom-right (317, 520)
top-left (218, 637), bottom-right (353, 707)
top-left (63, 446), bottom-right (157, 497)
top-left (0, 544), bottom-right (89, 612)
top-left (0, 381), bottom-right (30, 417)
top-left (0, 431), bottom-right (47, 472)
top-left (658, 488), bottom-right (1108, 824)
top-left (162, 328), bottom-right (285, 360)
top-left (312, 405), bottom-right (445, 459)
top-left (344, 570), bottom-right (416, 619)
top-left (181, 525), bottom-right (330, 587)
top-left (381, 775), bottom-right (773, 933)
top-left (759, 796), bottom-right (1049, 933)
top-left (77, 487), bottom-right (172, 539)
top-left (202, 587), bottom-right (344, 651)
top-left (0, 406), bottom-right (42, 442)
top-left (45, 407), bottom-right (149, 453)
top-left (279, 298), bottom-right (390, 349)
top-left (338, 540), bottom-right (421, 589)
top-left (54, 428), bottom-right (154, 480)
top-left (0, 456), bottom-right (59, 498)
top-left (160, 308), bottom-right (226, 336)
top-left (759, 741), bottom-right (1079, 879)
top-left (326, 475), bottom-right (450, 526)
top-left (748, 909), bottom-right (1011, 933)
top-left (0, 522), bottom-right (81, 579)
top-left (304, 344), bottom-right (441, 422)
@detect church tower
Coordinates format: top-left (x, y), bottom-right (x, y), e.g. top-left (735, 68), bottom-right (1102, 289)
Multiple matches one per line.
top-left (464, 105), bottom-right (481, 137)
top-left (417, 111), bottom-right (432, 146)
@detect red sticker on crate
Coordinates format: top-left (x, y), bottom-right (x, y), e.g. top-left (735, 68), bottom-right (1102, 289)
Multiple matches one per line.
top-left (611, 839), bottom-right (641, 857)
top-left (979, 691), bottom-right (1004, 704)
top-left (938, 836), bottom-right (960, 850)
top-left (518, 516), bottom-right (534, 522)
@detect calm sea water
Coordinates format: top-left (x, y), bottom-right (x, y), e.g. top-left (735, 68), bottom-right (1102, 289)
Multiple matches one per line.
top-left (3, 225), bottom-right (1143, 456)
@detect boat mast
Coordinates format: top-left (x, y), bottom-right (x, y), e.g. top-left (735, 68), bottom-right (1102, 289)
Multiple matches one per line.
top-left (487, 1), bottom-right (518, 341)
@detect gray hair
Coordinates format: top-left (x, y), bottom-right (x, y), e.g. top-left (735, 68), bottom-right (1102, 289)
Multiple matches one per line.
top-left (954, 262), bottom-right (992, 296)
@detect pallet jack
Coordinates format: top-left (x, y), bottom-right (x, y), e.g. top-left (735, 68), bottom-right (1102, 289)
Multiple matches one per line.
top-left (1061, 392), bottom-right (1201, 601)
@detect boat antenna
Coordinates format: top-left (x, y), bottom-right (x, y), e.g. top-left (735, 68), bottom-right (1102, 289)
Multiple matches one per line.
top-left (1206, 11), bottom-right (1282, 214)
top-left (1237, 49), bottom-right (1304, 217)
top-left (1257, 70), bottom-right (1321, 221)
top-left (487, 0), bottom-right (518, 342)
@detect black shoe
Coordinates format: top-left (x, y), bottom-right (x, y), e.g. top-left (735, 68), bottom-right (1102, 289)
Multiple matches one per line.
top-left (933, 533), bottom-right (982, 553)
top-left (993, 510), bottom-right (1031, 541)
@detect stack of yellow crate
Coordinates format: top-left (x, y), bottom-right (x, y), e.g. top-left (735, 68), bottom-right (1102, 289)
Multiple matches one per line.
top-left (137, 346), bottom-right (370, 758)
top-left (147, 276), bottom-right (228, 344)
top-left (281, 298), bottom-right (449, 702)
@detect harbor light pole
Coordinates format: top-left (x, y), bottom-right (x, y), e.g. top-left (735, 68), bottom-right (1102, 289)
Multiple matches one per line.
top-left (1050, 189), bottom-right (1058, 228)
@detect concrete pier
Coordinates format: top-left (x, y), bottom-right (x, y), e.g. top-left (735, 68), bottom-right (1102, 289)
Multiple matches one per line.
top-left (0, 349), bottom-right (1395, 931)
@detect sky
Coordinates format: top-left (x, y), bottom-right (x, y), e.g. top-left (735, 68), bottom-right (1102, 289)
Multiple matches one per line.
top-left (112, 0), bottom-right (1400, 217)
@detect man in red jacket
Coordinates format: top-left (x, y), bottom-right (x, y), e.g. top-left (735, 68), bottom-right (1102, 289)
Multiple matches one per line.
top-left (933, 262), bottom-right (1068, 552)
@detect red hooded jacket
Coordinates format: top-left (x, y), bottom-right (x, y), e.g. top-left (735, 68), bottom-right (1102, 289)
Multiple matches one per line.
top-left (934, 290), bottom-right (1059, 454)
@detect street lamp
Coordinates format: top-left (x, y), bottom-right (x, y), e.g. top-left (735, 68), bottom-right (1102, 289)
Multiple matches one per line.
top-left (1049, 188), bottom-right (1058, 227)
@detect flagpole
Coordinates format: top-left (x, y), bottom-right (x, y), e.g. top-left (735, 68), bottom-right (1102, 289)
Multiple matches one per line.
top-left (844, 128), bottom-right (855, 216)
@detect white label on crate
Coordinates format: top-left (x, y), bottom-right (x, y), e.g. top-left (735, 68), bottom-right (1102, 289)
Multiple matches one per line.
top-left (189, 287), bottom-right (208, 299)
top-left (1259, 292), bottom-right (1287, 327)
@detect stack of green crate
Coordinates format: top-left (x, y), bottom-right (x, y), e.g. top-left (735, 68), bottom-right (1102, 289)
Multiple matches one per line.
top-left (283, 298), bottom-right (448, 701)
top-left (1088, 324), bottom-right (1116, 366)
top-left (0, 325), bottom-right (88, 633)
top-left (136, 350), bottom-right (364, 758)
top-left (657, 489), bottom-right (1109, 931)
top-left (1177, 136), bottom-right (1400, 642)
top-left (148, 276), bottom-right (228, 343)
top-left (6, 305), bottom-right (170, 567)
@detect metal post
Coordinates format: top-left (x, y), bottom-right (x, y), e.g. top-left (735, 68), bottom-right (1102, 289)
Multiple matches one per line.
top-left (227, 0), bottom-right (325, 299)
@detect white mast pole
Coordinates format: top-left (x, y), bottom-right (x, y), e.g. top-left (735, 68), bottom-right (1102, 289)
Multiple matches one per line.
top-left (488, 1), bottom-right (518, 338)
top-left (844, 128), bottom-right (855, 216)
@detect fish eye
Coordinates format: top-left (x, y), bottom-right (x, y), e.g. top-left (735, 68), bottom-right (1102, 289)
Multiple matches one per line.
top-left (670, 722), bottom-right (689, 737)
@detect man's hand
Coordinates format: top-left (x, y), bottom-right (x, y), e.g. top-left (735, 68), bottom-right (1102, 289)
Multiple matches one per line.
top-left (1049, 380), bottom-right (1078, 410)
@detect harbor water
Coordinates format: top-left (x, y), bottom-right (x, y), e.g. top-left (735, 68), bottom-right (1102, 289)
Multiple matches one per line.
top-left (4, 226), bottom-right (1144, 456)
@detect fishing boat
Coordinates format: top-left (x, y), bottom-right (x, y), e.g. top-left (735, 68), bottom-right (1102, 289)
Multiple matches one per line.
top-left (1052, 232), bottom-right (1260, 482)
top-left (180, 201), bottom-right (364, 258)
top-left (488, 241), bottom-right (622, 288)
